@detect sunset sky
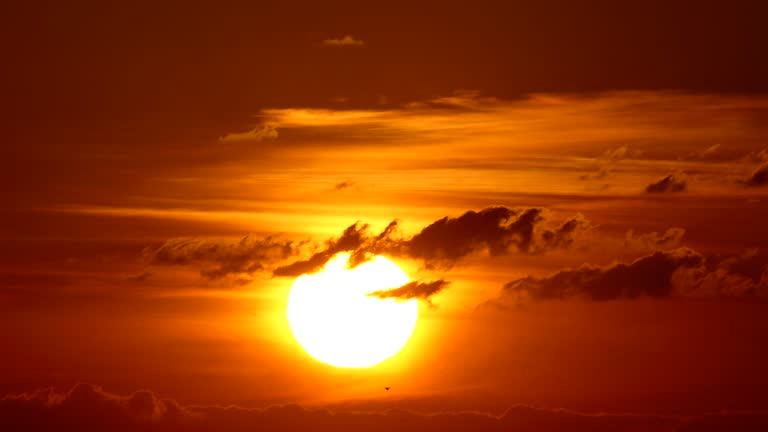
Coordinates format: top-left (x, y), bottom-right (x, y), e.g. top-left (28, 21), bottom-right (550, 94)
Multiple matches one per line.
top-left (3, 1), bottom-right (768, 431)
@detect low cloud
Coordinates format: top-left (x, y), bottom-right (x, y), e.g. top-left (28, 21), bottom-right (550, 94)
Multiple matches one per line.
top-left (503, 247), bottom-right (768, 304)
top-left (3, 383), bottom-right (768, 432)
top-left (645, 171), bottom-right (688, 193)
top-left (368, 280), bottom-right (449, 301)
top-left (0, 383), bottom-right (187, 431)
top-left (218, 125), bottom-right (278, 143)
top-left (322, 35), bottom-right (364, 46)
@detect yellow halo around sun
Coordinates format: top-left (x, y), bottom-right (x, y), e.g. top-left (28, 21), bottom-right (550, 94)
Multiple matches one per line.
top-left (286, 252), bottom-right (418, 368)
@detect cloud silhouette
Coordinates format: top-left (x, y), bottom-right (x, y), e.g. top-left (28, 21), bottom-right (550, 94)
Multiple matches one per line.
top-left (274, 207), bottom-right (593, 275)
top-left (645, 172), bottom-right (688, 193)
top-left (334, 180), bottom-right (356, 190)
top-left (404, 207), bottom-right (591, 269)
top-left (145, 235), bottom-right (299, 281)
top-left (503, 247), bottom-right (768, 303)
top-left (741, 163), bottom-right (768, 187)
top-left (368, 280), bottom-right (449, 301)
top-left (273, 223), bottom-right (371, 277)
top-left (147, 207), bottom-right (592, 280)
top-left (3, 383), bottom-right (768, 432)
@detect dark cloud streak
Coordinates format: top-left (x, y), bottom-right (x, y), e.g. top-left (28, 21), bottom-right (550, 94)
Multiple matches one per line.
top-left (504, 247), bottom-right (768, 303)
top-left (144, 236), bottom-right (299, 281)
top-left (645, 172), bottom-right (688, 193)
top-left (368, 280), bottom-right (449, 301)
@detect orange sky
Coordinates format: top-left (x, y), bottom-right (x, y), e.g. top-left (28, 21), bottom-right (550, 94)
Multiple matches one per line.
top-left (2, 1), bottom-right (768, 431)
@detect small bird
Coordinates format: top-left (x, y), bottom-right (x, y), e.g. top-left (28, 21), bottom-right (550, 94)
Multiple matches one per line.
top-left (384, 387), bottom-right (390, 391)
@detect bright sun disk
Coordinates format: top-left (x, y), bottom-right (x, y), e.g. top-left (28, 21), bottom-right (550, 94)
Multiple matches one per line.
top-left (286, 252), bottom-right (418, 368)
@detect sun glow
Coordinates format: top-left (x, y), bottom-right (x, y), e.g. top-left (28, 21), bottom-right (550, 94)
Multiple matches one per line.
top-left (286, 253), bottom-right (418, 368)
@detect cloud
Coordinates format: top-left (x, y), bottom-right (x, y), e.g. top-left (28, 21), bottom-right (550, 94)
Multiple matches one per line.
top-left (368, 280), bottom-right (449, 301)
top-left (334, 180), bottom-right (356, 190)
top-left (740, 163), bottom-right (768, 187)
top-left (578, 167), bottom-right (610, 181)
top-left (273, 223), bottom-right (371, 277)
top-left (681, 143), bottom-right (722, 161)
top-left (404, 207), bottom-right (591, 269)
top-left (218, 125), bottom-right (278, 143)
top-left (503, 247), bottom-right (768, 303)
top-left (624, 227), bottom-right (686, 250)
top-left (0, 383), bottom-right (187, 431)
top-left (598, 145), bottom-right (642, 161)
top-left (744, 148), bottom-right (768, 164)
top-left (144, 235), bottom-right (299, 281)
top-left (322, 35), bottom-right (364, 46)
top-left (645, 171), bottom-right (688, 193)
top-left (124, 271), bottom-right (152, 283)
top-left (272, 207), bottom-right (593, 276)
top-left (424, 90), bottom-right (501, 110)
top-left (3, 383), bottom-right (768, 432)
top-left (674, 249), bottom-right (768, 297)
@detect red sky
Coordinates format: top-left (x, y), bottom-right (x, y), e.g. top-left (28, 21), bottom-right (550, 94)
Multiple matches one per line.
top-left (2, 1), bottom-right (768, 431)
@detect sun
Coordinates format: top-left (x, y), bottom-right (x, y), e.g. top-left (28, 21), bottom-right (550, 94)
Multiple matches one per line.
top-left (286, 252), bottom-right (418, 368)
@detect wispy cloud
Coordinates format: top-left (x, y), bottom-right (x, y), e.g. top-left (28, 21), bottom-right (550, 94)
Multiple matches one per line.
top-left (322, 35), bottom-right (365, 46)
top-left (218, 125), bottom-right (278, 143)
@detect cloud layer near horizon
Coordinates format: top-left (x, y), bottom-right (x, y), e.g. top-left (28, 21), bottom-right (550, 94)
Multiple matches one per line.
top-left (3, 383), bottom-right (768, 432)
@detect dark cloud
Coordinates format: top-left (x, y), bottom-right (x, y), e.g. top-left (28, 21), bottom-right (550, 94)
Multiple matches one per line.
top-left (674, 249), bottom-right (768, 297)
top-left (141, 206), bottom-right (594, 282)
top-left (272, 207), bottom-right (592, 276)
top-left (273, 223), bottom-right (371, 277)
top-left (504, 247), bottom-right (768, 303)
top-left (368, 280), bottom-right (449, 301)
top-left (404, 207), bottom-right (591, 269)
top-left (3, 383), bottom-right (768, 432)
top-left (0, 383), bottom-right (187, 432)
top-left (348, 220), bottom-right (403, 267)
top-left (334, 180), bottom-right (356, 190)
top-left (645, 172), bottom-right (688, 193)
top-left (741, 163), bottom-right (768, 187)
top-left (144, 236), bottom-right (298, 281)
